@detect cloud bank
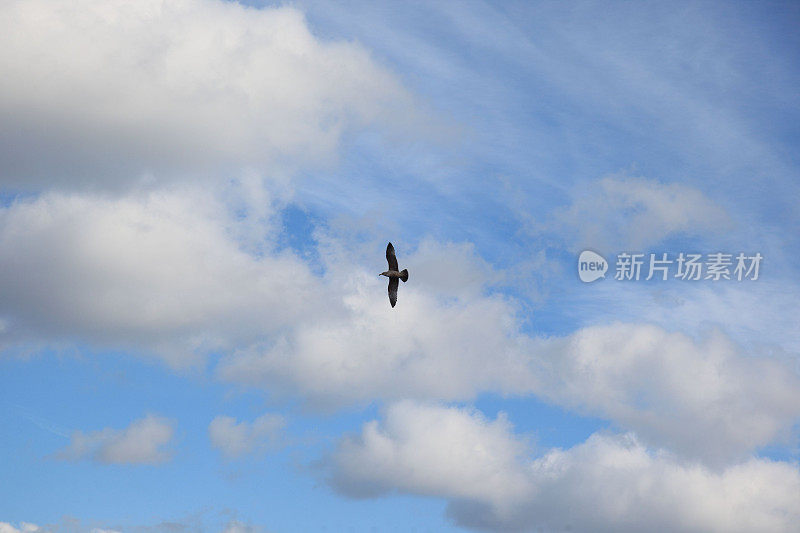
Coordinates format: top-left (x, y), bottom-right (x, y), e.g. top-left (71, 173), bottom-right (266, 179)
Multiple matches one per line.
top-left (2, 188), bottom-right (793, 462)
top-left (329, 402), bottom-right (800, 532)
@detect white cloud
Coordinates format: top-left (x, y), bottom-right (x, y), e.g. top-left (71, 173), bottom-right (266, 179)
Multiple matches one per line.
top-left (209, 413), bottom-right (285, 458)
top-left (217, 239), bottom-right (537, 407)
top-left (328, 402), bottom-right (800, 532)
top-left (329, 401), bottom-right (533, 504)
top-left (549, 174), bottom-right (730, 252)
top-left (59, 414), bottom-right (174, 464)
top-left (0, 187), bottom-right (326, 366)
top-left (404, 239), bottom-right (498, 299)
top-left (0, 524), bottom-right (42, 533)
top-left (531, 323), bottom-right (800, 463)
top-left (0, 0), bottom-right (421, 190)
top-left (221, 520), bottom-right (261, 533)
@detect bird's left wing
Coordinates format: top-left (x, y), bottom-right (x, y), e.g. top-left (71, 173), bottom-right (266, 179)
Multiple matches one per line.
top-left (386, 242), bottom-right (398, 271)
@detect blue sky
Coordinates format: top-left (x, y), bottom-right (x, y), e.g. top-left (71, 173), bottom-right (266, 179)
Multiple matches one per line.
top-left (1, 1), bottom-right (799, 531)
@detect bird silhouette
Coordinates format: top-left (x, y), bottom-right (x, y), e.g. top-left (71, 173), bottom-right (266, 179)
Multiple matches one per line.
top-left (380, 242), bottom-right (409, 308)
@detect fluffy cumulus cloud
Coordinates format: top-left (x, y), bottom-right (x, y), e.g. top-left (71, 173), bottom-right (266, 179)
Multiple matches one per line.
top-left (329, 401), bottom-right (533, 503)
top-left (550, 174), bottom-right (730, 251)
top-left (220, 281), bottom-right (800, 461)
top-left (0, 0), bottom-right (423, 190)
top-left (217, 239), bottom-right (537, 407)
top-left (58, 414), bottom-right (174, 464)
top-left (531, 323), bottom-right (800, 462)
top-left (209, 413), bottom-right (285, 458)
top-left (0, 189), bottom-right (526, 379)
top-left (328, 402), bottom-right (800, 532)
top-left (0, 187), bottom-right (325, 366)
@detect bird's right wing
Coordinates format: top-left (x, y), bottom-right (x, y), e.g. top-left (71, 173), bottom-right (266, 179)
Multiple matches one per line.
top-left (388, 277), bottom-right (399, 308)
top-left (386, 242), bottom-right (398, 271)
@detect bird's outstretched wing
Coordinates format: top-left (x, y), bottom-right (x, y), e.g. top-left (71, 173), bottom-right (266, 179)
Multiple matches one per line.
top-left (388, 277), bottom-right (399, 308)
top-left (386, 242), bottom-right (398, 271)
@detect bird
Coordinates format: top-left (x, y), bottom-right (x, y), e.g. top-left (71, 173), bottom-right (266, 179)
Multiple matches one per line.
top-left (380, 242), bottom-right (409, 308)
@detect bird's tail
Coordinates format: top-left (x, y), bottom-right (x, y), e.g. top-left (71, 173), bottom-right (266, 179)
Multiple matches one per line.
top-left (400, 269), bottom-right (409, 282)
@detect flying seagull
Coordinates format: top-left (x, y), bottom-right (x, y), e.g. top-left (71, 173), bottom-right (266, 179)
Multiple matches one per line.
top-left (380, 242), bottom-right (409, 308)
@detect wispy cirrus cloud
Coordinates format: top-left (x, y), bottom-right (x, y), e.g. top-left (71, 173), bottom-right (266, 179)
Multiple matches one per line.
top-left (543, 174), bottom-right (730, 253)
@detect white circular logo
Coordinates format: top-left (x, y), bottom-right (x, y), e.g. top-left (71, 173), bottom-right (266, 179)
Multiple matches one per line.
top-left (578, 250), bottom-right (607, 282)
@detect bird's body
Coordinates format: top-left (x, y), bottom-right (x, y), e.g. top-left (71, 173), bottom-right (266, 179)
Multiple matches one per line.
top-left (380, 242), bottom-right (408, 307)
